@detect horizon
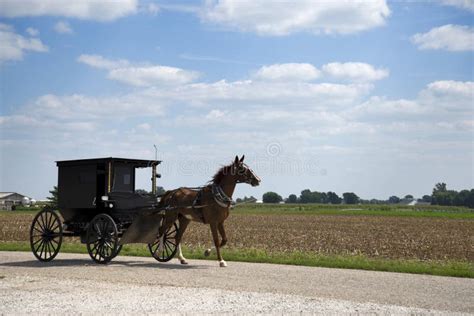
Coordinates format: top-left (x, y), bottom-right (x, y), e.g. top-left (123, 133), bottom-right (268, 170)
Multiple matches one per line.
top-left (0, 0), bottom-right (473, 200)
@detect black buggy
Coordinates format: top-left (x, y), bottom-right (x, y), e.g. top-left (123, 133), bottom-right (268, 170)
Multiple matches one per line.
top-left (29, 157), bottom-right (178, 264)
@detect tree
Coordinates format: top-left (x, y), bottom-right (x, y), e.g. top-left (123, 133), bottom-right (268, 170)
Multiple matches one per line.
top-left (388, 196), bottom-right (400, 204)
top-left (156, 186), bottom-right (165, 195)
top-left (421, 195), bottom-right (432, 203)
top-left (299, 189), bottom-right (313, 204)
top-left (326, 191), bottom-right (342, 204)
top-left (262, 192), bottom-right (283, 203)
top-left (299, 189), bottom-right (328, 203)
top-left (433, 183), bottom-right (447, 194)
top-left (45, 186), bottom-right (58, 210)
top-left (404, 194), bottom-right (413, 199)
top-left (342, 192), bottom-right (359, 204)
top-left (454, 190), bottom-right (470, 206)
top-left (286, 194), bottom-right (298, 203)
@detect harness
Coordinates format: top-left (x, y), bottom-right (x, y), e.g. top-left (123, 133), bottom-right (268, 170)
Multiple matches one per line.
top-left (211, 184), bottom-right (234, 208)
top-left (165, 184), bottom-right (234, 210)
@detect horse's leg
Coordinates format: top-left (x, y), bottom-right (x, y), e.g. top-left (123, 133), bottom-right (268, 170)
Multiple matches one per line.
top-left (210, 222), bottom-right (226, 267)
top-left (175, 216), bottom-right (190, 264)
top-left (217, 222), bottom-right (227, 247)
top-left (204, 222), bottom-right (227, 256)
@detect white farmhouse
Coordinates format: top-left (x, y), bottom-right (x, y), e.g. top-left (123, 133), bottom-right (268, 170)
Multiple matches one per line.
top-left (0, 192), bottom-right (34, 210)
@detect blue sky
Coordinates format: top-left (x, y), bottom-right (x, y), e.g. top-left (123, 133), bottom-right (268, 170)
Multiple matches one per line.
top-left (0, 0), bottom-right (473, 200)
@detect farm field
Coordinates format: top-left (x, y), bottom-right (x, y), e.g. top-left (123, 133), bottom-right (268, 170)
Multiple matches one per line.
top-left (1, 204), bottom-right (473, 277)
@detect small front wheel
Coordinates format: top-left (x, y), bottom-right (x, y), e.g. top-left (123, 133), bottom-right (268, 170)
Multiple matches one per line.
top-left (30, 210), bottom-right (63, 262)
top-left (148, 222), bottom-right (178, 262)
top-left (86, 214), bottom-right (118, 264)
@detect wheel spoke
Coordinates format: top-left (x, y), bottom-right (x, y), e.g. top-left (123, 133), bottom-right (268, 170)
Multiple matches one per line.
top-left (94, 222), bottom-right (101, 235)
top-left (165, 242), bottom-right (173, 257)
top-left (46, 212), bottom-right (52, 230)
top-left (46, 241), bottom-right (52, 258)
top-left (33, 227), bottom-right (43, 234)
top-left (90, 241), bottom-right (99, 255)
top-left (34, 239), bottom-right (44, 253)
top-left (50, 222), bottom-right (60, 232)
top-left (36, 216), bottom-right (45, 232)
top-left (38, 241), bottom-right (45, 259)
top-left (50, 240), bottom-right (58, 253)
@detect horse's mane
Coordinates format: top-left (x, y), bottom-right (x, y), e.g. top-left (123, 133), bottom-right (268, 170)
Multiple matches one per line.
top-left (211, 162), bottom-right (234, 184)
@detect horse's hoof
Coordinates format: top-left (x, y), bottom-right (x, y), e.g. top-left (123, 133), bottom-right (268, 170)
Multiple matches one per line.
top-left (204, 249), bottom-right (211, 257)
top-left (180, 259), bottom-right (188, 265)
top-left (219, 260), bottom-right (227, 267)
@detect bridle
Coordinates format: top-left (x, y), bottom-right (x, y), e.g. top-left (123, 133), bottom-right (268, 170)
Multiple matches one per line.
top-left (235, 163), bottom-right (261, 185)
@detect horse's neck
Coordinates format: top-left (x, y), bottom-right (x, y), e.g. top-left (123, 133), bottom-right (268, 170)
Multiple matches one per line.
top-left (218, 176), bottom-right (237, 198)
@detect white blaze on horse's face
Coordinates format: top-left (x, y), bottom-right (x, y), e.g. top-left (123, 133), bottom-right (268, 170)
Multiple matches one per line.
top-left (239, 163), bottom-right (261, 187)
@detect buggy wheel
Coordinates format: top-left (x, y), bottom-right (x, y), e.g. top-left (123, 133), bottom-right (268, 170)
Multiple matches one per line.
top-left (111, 245), bottom-right (123, 259)
top-left (30, 210), bottom-right (63, 262)
top-left (86, 214), bottom-right (118, 264)
top-left (148, 222), bottom-right (178, 262)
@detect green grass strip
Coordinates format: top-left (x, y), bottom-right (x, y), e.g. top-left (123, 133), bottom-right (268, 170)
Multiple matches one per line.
top-left (233, 204), bottom-right (474, 219)
top-left (2, 242), bottom-right (472, 278)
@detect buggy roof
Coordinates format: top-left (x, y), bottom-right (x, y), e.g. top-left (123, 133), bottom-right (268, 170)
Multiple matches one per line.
top-left (56, 157), bottom-right (161, 168)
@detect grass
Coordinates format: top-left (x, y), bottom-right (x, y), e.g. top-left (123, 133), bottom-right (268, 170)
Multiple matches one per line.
top-left (233, 203), bottom-right (474, 219)
top-left (1, 241), bottom-right (472, 278)
top-left (5, 203), bottom-right (474, 219)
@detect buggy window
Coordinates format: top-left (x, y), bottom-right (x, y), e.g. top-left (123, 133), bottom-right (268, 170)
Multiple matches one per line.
top-left (113, 165), bottom-right (133, 192)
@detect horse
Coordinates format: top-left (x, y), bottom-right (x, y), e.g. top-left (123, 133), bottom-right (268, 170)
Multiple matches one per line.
top-left (157, 155), bottom-right (260, 267)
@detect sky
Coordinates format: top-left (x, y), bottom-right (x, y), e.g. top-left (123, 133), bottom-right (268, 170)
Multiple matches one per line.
top-left (0, 0), bottom-right (473, 201)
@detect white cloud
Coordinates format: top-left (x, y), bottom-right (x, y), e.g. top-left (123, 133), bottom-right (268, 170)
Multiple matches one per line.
top-left (26, 27), bottom-right (39, 36)
top-left (201, 0), bottom-right (390, 36)
top-left (0, 0), bottom-right (138, 21)
top-left (439, 0), bottom-right (474, 12)
top-left (147, 3), bottom-right (160, 15)
top-left (0, 23), bottom-right (48, 64)
top-left (351, 97), bottom-right (424, 120)
top-left (411, 24), bottom-right (474, 52)
top-left (54, 21), bottom-right (73, 34)
top-left (29, 93), bottom-right (165, 120)
top-left (205, 109), bottom-right (225, 120)
top-left (77, 54), bottom-right (130, 70)
top-left (350, 80), bottom-right (473, 121)
top-left (322, 62), bottom-right (389, 82)
top-left (254, 63), bottom-right (320, 82)
top-left (136, 123), bottom-right (151, 130)
top-left (108, 66), bottom-right (199, 87)
top-left (155, 80), bottom-right (372, 108)
top-left (419, 80), bottom-right (474, 111)
top-left (78, 54), bottom-right (199, 87)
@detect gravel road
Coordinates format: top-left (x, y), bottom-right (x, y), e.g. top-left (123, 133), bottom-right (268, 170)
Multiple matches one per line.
top-left (0, 251), bottom-right (473, 314)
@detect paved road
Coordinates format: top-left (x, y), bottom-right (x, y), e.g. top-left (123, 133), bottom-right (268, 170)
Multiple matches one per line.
top-left (0, 251), bottom-right (472, 314)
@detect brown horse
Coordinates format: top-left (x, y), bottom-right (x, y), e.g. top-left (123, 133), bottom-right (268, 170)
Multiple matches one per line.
top-left (157, 155), bottom-right (260, 267)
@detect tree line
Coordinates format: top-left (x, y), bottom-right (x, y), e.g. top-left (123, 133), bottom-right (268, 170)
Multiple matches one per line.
top-left (260, 183), bottom-right (474, 208)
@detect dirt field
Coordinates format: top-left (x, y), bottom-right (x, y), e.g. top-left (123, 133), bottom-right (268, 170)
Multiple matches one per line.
top-left (2, 211), bottom-right (472, 261)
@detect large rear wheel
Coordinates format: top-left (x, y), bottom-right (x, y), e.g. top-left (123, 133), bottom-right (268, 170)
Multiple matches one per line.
top-left (86, 214), bottom-right (119, 264)
top-left (148, 222), bottom-right (178, 262)
top-left (30, 210), bottom-right (63, 262)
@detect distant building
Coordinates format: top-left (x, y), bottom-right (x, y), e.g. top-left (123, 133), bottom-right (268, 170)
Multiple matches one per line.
top-left (0, 192), bottom-right (32, 210)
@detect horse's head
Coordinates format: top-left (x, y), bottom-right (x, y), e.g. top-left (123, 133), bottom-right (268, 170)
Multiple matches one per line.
top-left (232, 155), bottom-right (261, 187)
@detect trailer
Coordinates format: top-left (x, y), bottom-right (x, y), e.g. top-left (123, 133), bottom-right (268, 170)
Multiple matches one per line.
top-left (29, 157), bottom-right (177, 264)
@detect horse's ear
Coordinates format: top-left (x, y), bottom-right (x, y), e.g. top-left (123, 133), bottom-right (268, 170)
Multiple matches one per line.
top-left (234, 155), bottom-right (239, 165)
top-left (240, 155), bottom-right (245, 162)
